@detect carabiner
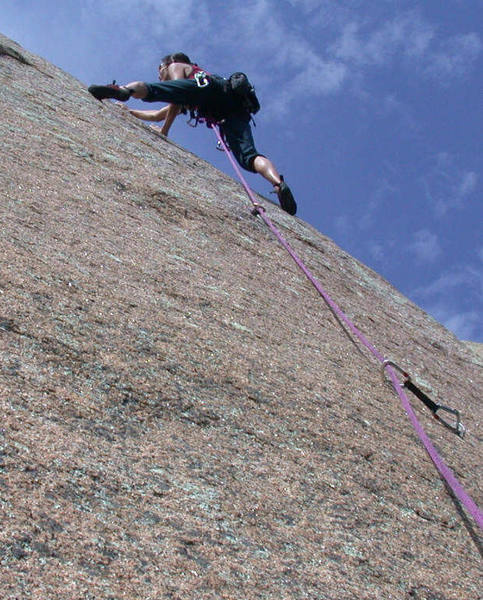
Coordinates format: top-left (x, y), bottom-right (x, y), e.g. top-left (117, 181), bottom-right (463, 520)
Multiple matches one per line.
top-left (194, 71), bottom-right (209, 88)
top-left (382, 360), bottom-right (409, 382)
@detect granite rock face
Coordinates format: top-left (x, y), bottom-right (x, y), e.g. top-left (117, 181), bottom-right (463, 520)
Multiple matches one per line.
top-left (0, 34), bottom-right (481, 600)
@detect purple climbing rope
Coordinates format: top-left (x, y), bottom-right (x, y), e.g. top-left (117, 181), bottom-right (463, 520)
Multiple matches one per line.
top-left (210, 122), bottom-right (483, 531)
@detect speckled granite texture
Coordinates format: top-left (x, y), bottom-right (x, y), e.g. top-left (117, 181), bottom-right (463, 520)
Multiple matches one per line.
top-left (0, 34), bottom-right (481, 600)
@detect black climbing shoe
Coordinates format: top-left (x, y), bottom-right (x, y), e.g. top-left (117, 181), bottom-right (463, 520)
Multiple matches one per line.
top-left (88, 83), bottom-right (132, 101)
top-left (275, 176), bottom-right (297, 215)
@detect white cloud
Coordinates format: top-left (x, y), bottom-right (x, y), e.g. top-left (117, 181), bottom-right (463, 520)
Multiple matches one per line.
top-left (408, 229), bottom-right (442, 264)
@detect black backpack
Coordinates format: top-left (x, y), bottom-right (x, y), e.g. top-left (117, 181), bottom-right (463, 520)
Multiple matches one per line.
top-left (227, 72), bottom-right (260, 114)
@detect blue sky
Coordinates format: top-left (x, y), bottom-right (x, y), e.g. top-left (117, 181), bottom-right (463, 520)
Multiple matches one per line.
top-left (2, 0), bottom-right (482, 341)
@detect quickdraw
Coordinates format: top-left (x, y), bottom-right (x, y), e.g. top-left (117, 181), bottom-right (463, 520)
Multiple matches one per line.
top-left (382, 361), bottom-right (465, 437)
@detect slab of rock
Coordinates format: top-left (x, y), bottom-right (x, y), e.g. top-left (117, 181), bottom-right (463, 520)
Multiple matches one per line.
top-left (0, 33), bottom-right (481, 599)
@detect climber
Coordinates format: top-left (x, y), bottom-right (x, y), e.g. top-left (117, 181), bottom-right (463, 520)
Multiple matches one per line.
top-left (88, 53), bottom-right (297, 215)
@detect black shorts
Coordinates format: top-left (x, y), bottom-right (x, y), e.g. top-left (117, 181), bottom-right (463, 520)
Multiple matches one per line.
top-left (220, 114), bottom-right (261, 172)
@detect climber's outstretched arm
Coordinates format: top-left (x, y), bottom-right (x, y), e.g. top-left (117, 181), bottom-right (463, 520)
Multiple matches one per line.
top-left (117, 103), bottom-right (181, 136)
top-left (126, 104), bottom-right (171, 122)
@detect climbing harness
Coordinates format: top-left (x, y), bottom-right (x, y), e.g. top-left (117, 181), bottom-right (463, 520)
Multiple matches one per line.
top-left (208, 121), bottom-right (482, 531)
top-left (382, 361), bottom-right (465, 437)
top-left (185, 72), bottom-right (211, 127)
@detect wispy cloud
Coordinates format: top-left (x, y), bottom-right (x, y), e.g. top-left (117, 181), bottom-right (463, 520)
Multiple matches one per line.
top-left (359, 178), bottom-right (398, 231)
top-left (414, 264), bottom-right (483, 340)
top-left (85, 0), bottom-right (211, 49)
top-left (368, 241), bottom-right (383, 262)
top-left (330, 12), bottom-right (434, 67)
top-left (428, 305), bottom-right (481, 341)
top-left (422, 153), bottom-right (479, 217)
top-left (334, 214), bottom-right (351, 239)
top-left (425, 32), bottom-right (483, 82)
top-left (408, 229), bottom-right (442, 264)
top-left (287, 0), bottom-right (325, 11)
top-left (266, 58), bottom-right (347, 117)
top-left (458, 171), bottom-right (478, 197)
top-left (378, 94), bottom-right (420, 137)
top-left (216, 2), bottom-right (348, 116)
top-left (418, 265), bottom-right (483, 299)
top-left (333, 178), bottom-right (398, 246)
top-left (329, 9), bottom-right (481, 84)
